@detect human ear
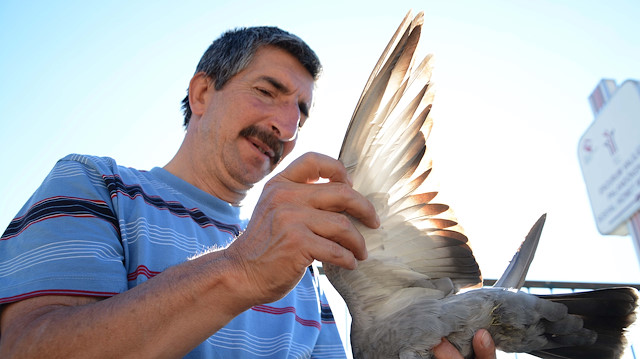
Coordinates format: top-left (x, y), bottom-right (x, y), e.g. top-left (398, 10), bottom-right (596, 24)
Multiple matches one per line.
top-left (188, 72), bottom-right (212, 117)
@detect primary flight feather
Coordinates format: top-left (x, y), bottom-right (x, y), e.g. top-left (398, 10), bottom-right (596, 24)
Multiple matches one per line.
top-left (324, 11), bottom-right (638, 359)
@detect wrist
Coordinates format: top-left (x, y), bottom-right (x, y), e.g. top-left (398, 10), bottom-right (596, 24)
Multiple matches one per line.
top-left (188, 245), bottom-right (261, 316)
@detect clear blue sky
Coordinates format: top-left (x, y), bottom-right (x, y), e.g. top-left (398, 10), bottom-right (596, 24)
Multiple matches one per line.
top-left (2, 1), bottom-right (639, 356)
top-left (1, 0), bottom-right (639, 291)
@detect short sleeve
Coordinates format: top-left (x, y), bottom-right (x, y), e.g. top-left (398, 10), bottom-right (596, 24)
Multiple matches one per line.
top-left (0, 155), bottom-right (127, 304)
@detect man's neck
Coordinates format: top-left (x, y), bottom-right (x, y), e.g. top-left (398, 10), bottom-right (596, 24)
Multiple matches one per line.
top-left (163, 153), bottom-right (249, 206)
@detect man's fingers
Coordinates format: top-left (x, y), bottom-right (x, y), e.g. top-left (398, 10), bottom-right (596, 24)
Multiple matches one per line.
top-left (271, 153), bottom-right (379, 229)
top-left (432, 330), bottom-right (496, 359)
top-left (472, 329), bottom-right (496, 359)
top-left (306, 209), bottom-right (368, 261)
top-left (433, 338), bottom-right (463, 359)
top-left (306, 182), bottom-right (380, 229)
top-left (279, 152), bottom-right (351, 185)
top-left (307, 232), bottom-right (359, 270)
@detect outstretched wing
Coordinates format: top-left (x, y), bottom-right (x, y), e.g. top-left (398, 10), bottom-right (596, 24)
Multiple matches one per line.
top-left (324, 12), bottom-right (638, 359)
top-left (325, 12), bottom-right (481, 329)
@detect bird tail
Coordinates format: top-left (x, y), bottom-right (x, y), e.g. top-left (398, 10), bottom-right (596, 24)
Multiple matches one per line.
top-left (529, 287), bottom-right (638, 359)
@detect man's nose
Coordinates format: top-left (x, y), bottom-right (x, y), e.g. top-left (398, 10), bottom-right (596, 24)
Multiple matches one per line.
top-left (270, 103), bottom-right (300, 142)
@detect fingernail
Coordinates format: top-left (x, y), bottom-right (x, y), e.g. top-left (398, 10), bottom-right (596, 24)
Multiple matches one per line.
top-left (480, 330), bottom-right (491, 348)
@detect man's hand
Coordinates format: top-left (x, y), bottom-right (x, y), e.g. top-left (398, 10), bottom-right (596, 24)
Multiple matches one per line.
top-left (226, 152), bottom-right (379, 305)
top-left (433, 329), bottom-right (497, 359)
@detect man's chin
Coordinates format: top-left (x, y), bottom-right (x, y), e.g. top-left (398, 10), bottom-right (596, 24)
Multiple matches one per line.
top-left (237, 166), bottom-right (273, 186)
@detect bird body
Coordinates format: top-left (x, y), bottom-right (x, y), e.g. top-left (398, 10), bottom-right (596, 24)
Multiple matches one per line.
top-left (324, 11), bottom-right (638, 359)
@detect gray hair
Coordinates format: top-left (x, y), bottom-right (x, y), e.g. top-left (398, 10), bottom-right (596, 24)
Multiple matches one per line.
top-left (181, 26), bottom-right (322, 127)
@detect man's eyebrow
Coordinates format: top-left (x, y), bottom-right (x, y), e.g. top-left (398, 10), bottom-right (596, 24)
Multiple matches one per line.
top-left (261, 76), bottom-right (289, 94)
top-left (260, 76), bottom-right (310, 118)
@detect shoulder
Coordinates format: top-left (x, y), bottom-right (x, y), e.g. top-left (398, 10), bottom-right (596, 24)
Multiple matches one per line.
top-left (56, 154), bottom-right (135, 176)
top-left (51, 154), bottom-right (152, 187)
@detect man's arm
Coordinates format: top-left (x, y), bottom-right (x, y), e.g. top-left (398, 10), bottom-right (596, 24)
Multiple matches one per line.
top-left (0, 153), bottom-right (378, 358)
top-left (0, 249), bottom-right (253, 358)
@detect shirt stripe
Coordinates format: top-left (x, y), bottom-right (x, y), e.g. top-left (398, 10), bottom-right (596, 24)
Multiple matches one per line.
top-left (0, 289), bottom-right (117, 305)
top-left (251, 305), bottom-right (322, 330)
top-left (103, 174), bottom-right (241, 236)
top-left (1, 196), bottom-right (118, 241)
top-left (127, 264), bottom-right (161, 281)
top-left (206, 328), bottom-right (313, 358)
top-left (320, 303), bottom-right (336, 324)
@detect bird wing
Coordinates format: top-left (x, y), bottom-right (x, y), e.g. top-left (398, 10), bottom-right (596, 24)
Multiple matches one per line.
top-left (326, 11), bottom-right (481, 316)
top-left (323, 12), bottom-right (638, 359)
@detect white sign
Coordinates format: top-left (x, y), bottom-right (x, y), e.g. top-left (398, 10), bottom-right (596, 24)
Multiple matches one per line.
top-left (578, 80), bottom-right (640, 235)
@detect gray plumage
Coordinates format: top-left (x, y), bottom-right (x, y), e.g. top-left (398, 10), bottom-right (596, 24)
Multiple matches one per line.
top-left (324, 11), bottom-right (638, 359)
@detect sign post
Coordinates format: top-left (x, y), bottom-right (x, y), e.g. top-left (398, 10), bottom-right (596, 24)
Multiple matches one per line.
top-left (578, 79), bottom-right (640, 268)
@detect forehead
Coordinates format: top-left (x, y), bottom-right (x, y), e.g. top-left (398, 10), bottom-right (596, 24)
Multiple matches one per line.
top-left (243, 46), bottom-right (315, 99)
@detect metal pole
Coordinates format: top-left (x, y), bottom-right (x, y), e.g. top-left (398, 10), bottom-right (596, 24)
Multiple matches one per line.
top-left (627, 211), bottom-right (640, 272)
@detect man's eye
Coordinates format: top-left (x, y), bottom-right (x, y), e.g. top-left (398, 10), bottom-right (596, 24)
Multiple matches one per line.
top-left (257, 88), bottom-right (273, 97)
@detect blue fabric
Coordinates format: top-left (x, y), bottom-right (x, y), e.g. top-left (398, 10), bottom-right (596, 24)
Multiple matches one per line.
top-left (1, 154), bottom-right (346, 358)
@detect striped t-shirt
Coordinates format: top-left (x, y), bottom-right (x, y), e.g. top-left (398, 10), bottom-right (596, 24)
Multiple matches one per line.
top-left (1, 154), bottom-right (346, 358)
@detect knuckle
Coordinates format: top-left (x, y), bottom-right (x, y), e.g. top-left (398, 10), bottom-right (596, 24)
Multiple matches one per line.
top-left (299, 152), bottom-right (322, 168)
top-left (328, 241), bottom-right (345, 259)
top-left (265, 180), bottom-right (287, 195)
top-left (332, 182), bottom-right (353, 200)
top-left (262, 183), bottom-right (296, 206)
top-left (303, 151), bottom-right (320, 161)
top-left (333, 213), bottom-right (354, 231)
top-left (309, 151), bottom-right (328, 163)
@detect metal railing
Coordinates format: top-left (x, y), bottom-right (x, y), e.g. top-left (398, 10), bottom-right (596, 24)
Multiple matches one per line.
top-left (483, 278), bottom-right (640, 291)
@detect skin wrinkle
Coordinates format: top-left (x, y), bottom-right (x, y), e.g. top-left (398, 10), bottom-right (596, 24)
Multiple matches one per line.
top-left (256, 75), bottom-right (311, 119)
top-left (164, 46), bottom-right (316, 205)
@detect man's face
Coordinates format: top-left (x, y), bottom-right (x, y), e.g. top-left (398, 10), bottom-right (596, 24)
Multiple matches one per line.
top-left (194, 45), bottom-right (315, 191)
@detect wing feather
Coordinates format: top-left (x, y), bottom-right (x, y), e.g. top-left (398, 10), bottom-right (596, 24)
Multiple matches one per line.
top-left (340, 13), bottom-right (424, 172)
top-left (388, 192), bottom-right (438, 212)
top-left (324, 12), bottom-right (482, 332)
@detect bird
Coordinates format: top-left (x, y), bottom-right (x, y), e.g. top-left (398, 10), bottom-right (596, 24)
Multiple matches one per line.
top-left (323, 11), bottom-right (638, 359)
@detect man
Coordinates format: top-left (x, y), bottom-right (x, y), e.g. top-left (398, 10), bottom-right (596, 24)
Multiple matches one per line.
top-left (0, 26), bottom-right (496, 358)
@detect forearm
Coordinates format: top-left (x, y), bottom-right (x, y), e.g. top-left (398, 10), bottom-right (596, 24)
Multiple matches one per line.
top-left (0, 250), bottom-right (253, 359)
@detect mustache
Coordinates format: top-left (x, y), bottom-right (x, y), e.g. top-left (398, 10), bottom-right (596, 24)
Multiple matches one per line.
top-left (239, 125), bottom-right (284, 165)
